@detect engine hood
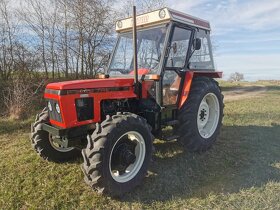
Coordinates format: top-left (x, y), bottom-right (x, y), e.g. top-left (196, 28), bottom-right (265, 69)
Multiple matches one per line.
top-left (46, 78), bottom-right (135, 90)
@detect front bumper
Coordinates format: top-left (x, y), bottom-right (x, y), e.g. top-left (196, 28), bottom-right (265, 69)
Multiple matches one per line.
top-left (42, 123), bottom-right (96, 140)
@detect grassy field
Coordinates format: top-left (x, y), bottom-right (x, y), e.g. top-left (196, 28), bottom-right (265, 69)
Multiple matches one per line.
top-left (1, 81), bottom-right (280, 209)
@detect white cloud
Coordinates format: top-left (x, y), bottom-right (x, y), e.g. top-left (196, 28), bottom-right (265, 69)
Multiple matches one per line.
top-left (166, 0), bottom-right (280, 80)
top-left (212, 0), bottom-right (280, 32)
top-left (167, 0), bottom-right (280, 33)
top-left (167, 0), bottom-right (209, 12)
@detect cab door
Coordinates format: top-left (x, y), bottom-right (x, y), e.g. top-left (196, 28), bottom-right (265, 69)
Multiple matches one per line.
top-left (162, 25), bottom-right (193, 107)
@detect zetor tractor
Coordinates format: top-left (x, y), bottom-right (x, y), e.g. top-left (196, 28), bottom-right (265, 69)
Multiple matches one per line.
top-left (31, 7), bottom-right (224, 196)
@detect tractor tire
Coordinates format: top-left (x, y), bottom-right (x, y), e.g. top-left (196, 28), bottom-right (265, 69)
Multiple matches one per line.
top-left (30, 107), bottom-right (81, 162)
top-left (176, 77), bottom-right (224, 152)
top-left (81, 112), bottom-right (153, 197)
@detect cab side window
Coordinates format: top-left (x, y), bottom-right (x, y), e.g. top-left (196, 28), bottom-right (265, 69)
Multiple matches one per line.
top-left (166, 27), bottom-right (192, 68)
top-left (189, 30), bottom-right (214, 70)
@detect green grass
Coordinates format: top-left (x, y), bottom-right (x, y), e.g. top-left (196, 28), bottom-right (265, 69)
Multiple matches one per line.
top-left (1, 81), bottom-right (280, 209)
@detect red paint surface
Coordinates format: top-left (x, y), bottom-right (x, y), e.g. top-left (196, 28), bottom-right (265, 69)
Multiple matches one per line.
top-left (45, 87), bottom-right (137, 128)
top-left (45, 78), bottom-right (138, 128)
top-left (178, 71), bottom-right (222, 108)
top-left (179, 71), bottom-right (194, 109)
top-left (45, 71), bottom-right (222, 128)
top-left (129, 68), bottom-right (150, 75)
top-left (46, 78), bottom-right (135, 90)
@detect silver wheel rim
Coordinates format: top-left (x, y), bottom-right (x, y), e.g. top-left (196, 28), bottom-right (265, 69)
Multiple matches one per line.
top-left (49, 135), bottom-right (74, 152)
top-left (109, 131), bottom-right (146, 183)
top-left (197, 93), bottom-right (220, 139)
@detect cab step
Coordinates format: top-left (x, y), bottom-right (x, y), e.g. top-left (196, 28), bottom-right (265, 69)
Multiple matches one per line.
top-left (164, 135), bottom-right (180, 141)
top-left (163, 120), bottom-right (179, 126)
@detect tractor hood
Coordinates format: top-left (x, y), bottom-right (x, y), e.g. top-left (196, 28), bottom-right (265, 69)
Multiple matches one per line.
top-left (46, 78), bottom-right (135, 90)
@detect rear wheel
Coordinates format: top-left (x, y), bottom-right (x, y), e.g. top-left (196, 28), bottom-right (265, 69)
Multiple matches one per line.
top-left (30, 108), bottom-right (81, 162)
top-left (81, 112), bottom-right (153, 196)
top-left (176, 77), bottom-right (224, 152)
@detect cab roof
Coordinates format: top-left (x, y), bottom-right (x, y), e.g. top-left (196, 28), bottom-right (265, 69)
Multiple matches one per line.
top-left (115, 7), bottom-right (211, 33)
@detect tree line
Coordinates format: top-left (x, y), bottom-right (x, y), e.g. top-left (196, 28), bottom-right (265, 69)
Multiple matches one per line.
top-left (0, 0), bottom-right (166, 80)
top-left (0, 0), bottom-right (165, 119)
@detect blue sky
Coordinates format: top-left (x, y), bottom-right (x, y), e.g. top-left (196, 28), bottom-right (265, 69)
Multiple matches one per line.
top-left (167, 0), bottom-right (280, 80)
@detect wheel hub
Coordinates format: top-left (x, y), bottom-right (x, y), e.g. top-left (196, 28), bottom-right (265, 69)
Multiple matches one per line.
top-left (109, 131), bottom-right (146, 183)
top-left (199, 108), bottom-right (208, 121)
top-left (198, 101), bottom-right (209, 127)
top-left (197, 93), bottom-right (220, 139)
top-left (121, 147), bottom-right (136, 166)
top-left (112, 142), bottom-right (136, 173)
top-left (49, 135), bottom-right (74, 152)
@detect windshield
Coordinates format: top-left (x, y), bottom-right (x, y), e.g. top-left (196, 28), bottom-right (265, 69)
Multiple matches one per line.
top-left (108, 25), bottom-right (168, 76)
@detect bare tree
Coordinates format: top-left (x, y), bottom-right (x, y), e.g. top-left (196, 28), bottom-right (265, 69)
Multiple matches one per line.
top-left (57, 0), bottom-right (72, 77)
top-left (117, 0), bottom-right (167, 18)
top-left (10, 0), bottom-right (167, 81)
top-left (228, 72), bottom-right (244, 82)
top-left (139, 0), bottom-right (167, 12)
top-left (18, 0), bottom-right (51, 77)
top-left (0, 0), bottom-right (16, 80)
top-left (67, 0), bottom-right (115, 77)
top-left (3, 76), bottom-right (45, 119)
top-left (45, 0), bottom-right (59, 78)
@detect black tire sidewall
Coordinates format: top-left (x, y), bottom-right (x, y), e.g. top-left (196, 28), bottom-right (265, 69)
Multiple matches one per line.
top-left (102, 118), bottom-right (152, 194)
top-left (189, 80), bottom-right (223, 147)
top-left (177, 77), bottom-right (224, 152)
top-left (36, 130), bottom-right (80, 161)
top-left (31, 108), bottom-right (81, 162)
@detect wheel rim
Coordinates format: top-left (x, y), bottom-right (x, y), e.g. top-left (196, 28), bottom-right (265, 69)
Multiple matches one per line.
top-left (197, 93), bottom-right (220, 139)
top-left (109, 131), bottom-right (146, 183)
top-left (49, 135), bottom-right (74, 152)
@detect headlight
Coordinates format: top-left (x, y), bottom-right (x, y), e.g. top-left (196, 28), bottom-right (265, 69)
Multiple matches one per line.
top-left (55, 103), bottom-right (61, 114)
top-left (48, 101), bottom-right (52, 111)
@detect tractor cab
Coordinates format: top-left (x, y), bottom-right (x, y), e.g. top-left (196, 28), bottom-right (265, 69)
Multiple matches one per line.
top-left (110, 8), bottom-right (215, 78)
top-left (107, 8), bottom-right (218, 122)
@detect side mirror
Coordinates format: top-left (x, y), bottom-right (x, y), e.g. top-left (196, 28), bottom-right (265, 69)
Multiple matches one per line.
top-left (193, 38), bottom-right (201, 50)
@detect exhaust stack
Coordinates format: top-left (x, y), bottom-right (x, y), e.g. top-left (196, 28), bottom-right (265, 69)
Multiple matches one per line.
top-left (132, 6), bottom-right (141, 97)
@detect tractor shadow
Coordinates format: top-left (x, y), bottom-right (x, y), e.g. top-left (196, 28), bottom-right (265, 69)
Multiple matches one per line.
top-left (121, 124), bottom-right (280, 204)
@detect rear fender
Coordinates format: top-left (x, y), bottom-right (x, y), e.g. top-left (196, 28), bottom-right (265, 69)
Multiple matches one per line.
top-left (178, 71), bottom-right (222, 109)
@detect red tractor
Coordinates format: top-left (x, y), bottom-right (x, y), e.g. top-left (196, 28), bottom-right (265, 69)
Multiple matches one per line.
top-left (31, 7), bottom-right (223, 196)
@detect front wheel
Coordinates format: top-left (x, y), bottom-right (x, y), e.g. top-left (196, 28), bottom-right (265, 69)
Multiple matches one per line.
top-left (81, 112), bottom-right (153, 196)
top-left (176, 77), bottom-right (224, 152)
top-left (30, 108), bottom-right (81, 162)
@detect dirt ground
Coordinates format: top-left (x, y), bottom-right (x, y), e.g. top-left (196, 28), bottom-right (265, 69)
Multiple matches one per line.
top-left (223, 85), bottom-right (268, 101)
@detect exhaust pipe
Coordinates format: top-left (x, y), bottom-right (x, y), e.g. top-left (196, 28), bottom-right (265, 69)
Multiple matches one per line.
top-left (132, 6), bottom-right (141, 97)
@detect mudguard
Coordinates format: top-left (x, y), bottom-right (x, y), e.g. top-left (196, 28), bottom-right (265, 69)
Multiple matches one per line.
top-left (178, 71), bottom-right (222, 108)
